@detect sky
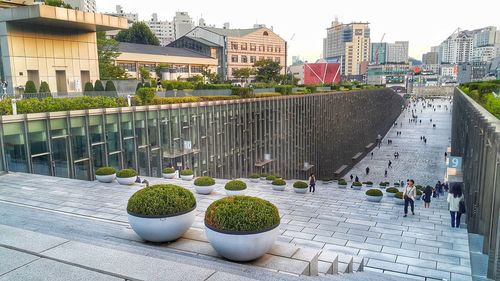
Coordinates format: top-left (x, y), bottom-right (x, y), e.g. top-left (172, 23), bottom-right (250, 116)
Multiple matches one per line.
top-left (97, 0), bottom-right (500, 63)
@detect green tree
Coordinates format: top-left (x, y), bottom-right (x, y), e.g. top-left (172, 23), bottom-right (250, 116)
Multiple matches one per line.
top-left (97, 32), bottom-right (127, 80)
top-left (105, 81), bottom-right (116, 92)
top-left (186, 75), bottom-right (204, 84)
top-left (44, 0), bottom-right (72, 8)
top-left (84, 82), bottom-right (94, 92)
top-left (139, 67), bottom-right (151, 81)
top-left (24, 81), bottom-right (37, 94)
top-left (254, 59), bottom-right (282, 83)
top-left (115, 22), bottom-right (160, 46)
top-left (233, 67), bottom-right (256, 85)
top-left (39, 81), bottom-right (51, 93)
top-left (94, 80), bottom-right (104, 91)
top-left (201, 66), bottom-right (219, 84)
top-left (155, 63), bottom-right (170, 78)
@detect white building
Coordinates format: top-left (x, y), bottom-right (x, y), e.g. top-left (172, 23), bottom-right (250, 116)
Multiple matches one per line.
top-left (440, 64), bottom-right (458, 79)
top-left (174, 12), bottom-right (194, 40)
top-left (109, 5), bottom-right (138, 24)
top-left (146, 13), bottom-right (175, 46)
top-left (440, 30), bottom-right (474, 64)
top-left (288, 64), bottom-right (304, 85)
top-left (472, 26), bottom-right (500, 62)
top-left (386, 41), bottom-right (409, 63)
top-left (64, 0), bottom-right (95, 12)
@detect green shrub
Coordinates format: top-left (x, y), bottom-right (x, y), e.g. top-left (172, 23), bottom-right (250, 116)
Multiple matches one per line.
top-left (249, 173), bottom-right (260, 179)
top-left (338, 179), bottom-right (347, 185)
top-left (180, 169), bottom-right (193, 176)
top-left (24, 81), bottom-right (37, 94)
top-left (194, 176), bottom-right (215, 186)
top-left (135, 82), bottom-right (143, 93)
top-left (39, 81), bottom-right (51, 93)
top-left (366, 189), bottom-right (383, 196)
top-left (266, 175), bottom-right (277, 181)
top-left (127, 184), bottom-right (196, 217)
top-left (136, 88), bottom-right (157, 105)
top-left (379, 182), bottom-right (387, 186)
top-left (364, 181), bottom-right (373, 185)
top-left (95, 167), bottom-right (117, 176)
top-left (394, 182), bottom-right (400, 186)
top-left (84, 82), bottom-right (94, 92)
top-left (272, 179), bottom-right (286, 186)
top-left (416, 190), bottom-right (423, 196)
top-left (320, 176), bottom-right (334, 181)
top-left (94, 80), bottom-right (104, 91)
top-left (275, 85), bottom-right (293, 95)
top-left (231, 87), bottom-right (254, 97)
top-left (255, 93), bottom-right (282, 98)
top-left (352, 181), bottom-right (362, 187)
top-left (260, 173), bottom-right (269, 178)
top-left (415, 185), bottom-right (423, 190)
top-left (205, 196), bottom-right (280, 232)
top-left (200, 84), bottom-right (233, 90)
top-left (105, 80), bottom-right (117, 92)
top-left (293, 181), bottom-right (308, 189)
top-left (386, 187), bottom-right (399, 193)
top-left (162, 167), bottom-right (175, 174)
top-left (305, 86), bottom-right (317, 93)
top-left (395, 192), bottom-right (404, 199)
top-left (225, 180), bottom-right (247, 191)
top-left (117, 169), bottom-right (137, 178)
top-left (143, 82), bottom-right (151, 88)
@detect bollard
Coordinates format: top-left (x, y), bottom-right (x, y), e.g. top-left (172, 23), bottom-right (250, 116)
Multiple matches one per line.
top-left (11, 99), bottom-right (17, 115)
top-left (127, 95), bottom-right (131, 107)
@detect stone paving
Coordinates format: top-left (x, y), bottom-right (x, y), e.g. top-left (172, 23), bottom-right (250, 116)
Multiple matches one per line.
top-left (0, 98), bottom-right (471, 281)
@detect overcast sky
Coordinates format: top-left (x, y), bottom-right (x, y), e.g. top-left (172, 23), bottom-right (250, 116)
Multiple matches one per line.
top-left (98, 0), bottom-right (500, 62)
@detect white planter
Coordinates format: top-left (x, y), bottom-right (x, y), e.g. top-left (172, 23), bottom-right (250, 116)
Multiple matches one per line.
top-left (394, 198), bottom-right (405, 205)
top-left (416, 195), bottom-right (422, 200)
top-left (128, 208), bottom-right (196, 243)
top-left (225, 189), bottom-right (246, 196)
top-left (364, 184), bottom-right (373, 188)
top-left (366, 195), bottom-right (383, 202)
top-left (321, 181), bottom-right (331, 185)
top-left (162, 173), bottom-right (176, 179)
top-left (352, 185), bottom-right (362, 190)
top-left (266, 180), bottom-right (274, 184)
top-left (386, 192), bottom-right (397, 197)
top-left (338, 184), bottom-right (347, 189)
top-left (117, 176), bottom-right (136, 185)
top-left (205, 225), bottom-right (278, 261)
top-left (260, 177), bottom-right (266, 180)
top-left (194, 185), bottom-right (215, 195)
top-left (379, 185), bottom-right (387, 189)
top-left (272, 185), bottom-right (286, 191)
top-left (180, 175), bottom-right (194, 181)
top-left (96, 174), bottom-right (116, 183)
top-left (294, 188), bottom-right (308, 194)
top-left (250, 178), bottom-right (260, 183)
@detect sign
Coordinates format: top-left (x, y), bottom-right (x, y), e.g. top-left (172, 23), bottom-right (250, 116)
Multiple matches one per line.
top-left (448, 156), bottom-right (462, 169)
top-left (183, 141), bottom-right (192, 150)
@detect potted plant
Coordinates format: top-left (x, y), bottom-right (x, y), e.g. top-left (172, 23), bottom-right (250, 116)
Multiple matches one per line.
top-left (379, 182), bottom-right (387, 189)
top-left (95, 167), bottom-right (117, 183)
top-left (386, 187), bottom-right (399, 197)
top-left (116, 169), bottom-right (137, 185)
top-left (225, 180), bottom-right (247, 196)
top-left (266, 175), bottom-right (277, 184)
top-left (352, 181), bottom-right (363, 190)
top-left (180, 169), bottom-right (194, 181)
top-left (194, 176), bottom-right (216, 195)
top-left (162, 167), bottom-right (176, 179)
top-left (394, 192), bottom-right (405, 205)
top-left (363, 181), bottom-right (373, 188)
top-left (259, 173), bottom-right (268, 180)
top-left (293, 181), bottom-right (308, 194)
top-left (320, 176), bottom-right (333, 184)
top-left (338, 179), bottom-right (348, 189)
top-left (204, 196), bottom-right (280, 261)
top-left (416, 190), bottom-right (423, 200)
top-left (127, 184), bottom-right (196, 242)
top-left (249, 173), bottom-right (260, 183)
top-left (394, 182), bottom-right (401, 187)
top-left (271, 179), bottom-right (286, 191)
top-left (365, 189), bottom-right (383, 202)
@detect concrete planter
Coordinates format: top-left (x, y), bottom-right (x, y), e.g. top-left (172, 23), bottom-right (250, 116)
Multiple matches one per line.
top-left (338, 184), bottom-right (347, 189)
top-left (225, 189), bottom-right (246, 196)
top-left (260, 177), bottom-right (266, 180)
top-left (162, 173), bottom-right (176, 179)
top-left (352, 185), bottom-right (362, 190)
top-left (194, 185), bottom-right (214, 195)
top-left (250, 178), bottom-right (260, 183)
top-left (180, 175), bottom-right (194, 181)
top-left (416, 195), bottom-right (422, 200)
top-left (96, 174), bottom-right (116, 183)
top-left (366, 195), bottom-right (383, 202)
top-left (266, 180), bottom-right (274, 184)
top-left (294, 187), bottom-right (308, 194)
top-left (321, 181), bottom-right (331, 185)
top-left (272, 185), bottom-right (286, 191)
top-left (117, 176), bottom-right (136, 185)
top-left (205, 224), bottom-right (279, 261)
top-left (379, 185), bottom-right (387, 189)
top-left (386, 192), bottom-right (397, 197)
top-left (128, 207), bottom-right (196, 243)
top-left (364, 184), bottom-right (373, 188)
top-left (394, 198), bottom-right (405, 205)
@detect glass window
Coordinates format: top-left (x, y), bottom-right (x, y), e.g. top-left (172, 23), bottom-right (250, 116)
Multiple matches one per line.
top-left (51, 137), bottom-right (70, 178)
top-left (118, 63), bottom-right (137, 72)
top-left (275, 57), bottom-right (281, 63)
top-left (108, 153), bottom-right (121, 171)
top-left (70, 117), bottom-right (88, 160)
top-left (89, 115), bottom-right (104, 144)
top-left (250, 56), bottom-right (256, 63)
top-left (231, 55), bottom-right (238, 63)
top-left (241, 43), bottom-right (248, 50)
top-left (231, 42), bottom-right (238, 50)
top-left (241, 56), bottom-right (248, 63)
top-left (106, 115), bottom-right (120, 153)
top-left (123, 139), bottom-right (136, 169)
top-left (50, 119), bottom-right (68, 137)
top-left (28, 120), bottom-right (48, 155)
top-left (3, 123), bottom-right (28, 172)
top-left (74, 160), bottom-right (90, 181)
top-left (121, 113), bottom-right (134, 138)
top-left (148, 111), bottom-right (158, 148)
top-left (135, 112), bottom-right (147, 146)
top-left (250, 43), bottom-right (256, 51)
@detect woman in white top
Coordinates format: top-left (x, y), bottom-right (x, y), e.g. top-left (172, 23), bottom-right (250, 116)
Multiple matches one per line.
top-left (403, 179), bottom-right (417, 217)
top-left (447, 183), bottom-right (464, 228)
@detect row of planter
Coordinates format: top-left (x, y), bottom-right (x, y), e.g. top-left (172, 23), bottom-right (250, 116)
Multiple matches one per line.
top-left (365, 187), bottom-right (424, 203)
top-left (95, 167), bottom-right (196, 185)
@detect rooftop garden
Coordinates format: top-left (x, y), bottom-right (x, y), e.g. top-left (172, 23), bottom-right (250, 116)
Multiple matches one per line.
top-left (459, 80), bottom-right (500, 119)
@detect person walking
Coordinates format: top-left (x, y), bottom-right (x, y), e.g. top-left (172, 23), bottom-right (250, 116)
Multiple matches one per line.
top-left (350, 174), bottom-right (354, 182)
top-left (371, 152), bottom-right (374, 159)
top-left (384, 170), bottom-right (388, 177)
top-left (447, 183), bottom-right (464, 228)
top-left (423, 185), bottom-right (433, 208)
top-left (355, 176), bottom-right (359, 182)
top-left (435, 181), bottom-right (442, 199)
top-left (366, 167), bottom-right (370, 175)
top-left (403, 180), bottom-right (417, 217)
top-left (309, 173), bottom-right (316, 193)
top-left (388, 160), bottom-right (392, 169)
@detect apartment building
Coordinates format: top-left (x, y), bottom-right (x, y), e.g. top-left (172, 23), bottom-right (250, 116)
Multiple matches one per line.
top-left (146, 13), bottom-right (175, 46)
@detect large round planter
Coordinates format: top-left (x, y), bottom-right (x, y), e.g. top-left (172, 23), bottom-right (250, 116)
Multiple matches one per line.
top-left (379, 185), bottom-right (387, 189)
top-left (117, 176), bottom-right (136, 185)
top-left (364, 184), bottom-right (373, 188)
top-left (338, 184), bottom-right (347, 189)
top-left (205, 224), bottom-right (279, 261)
top-left (225, 189), bottom-right (246, 196)
top-left (394, 198), bottom-right (405, 205)
top-left (162, 173), bottom-right (176, 179)
top-left (416, 195), bottom-right (422, 200)
top-left (366, 195), bottom-right (383, 202)
top-left (294, 188), bottom-right (308, 194)
top-left (266, 180), bottom-right (273, 185)
top-left (181, 175), bottom-right (194, 181)
top-left (352, 185), bottom-right (362, 190)
top-left (128, 207), bottom-right (196, 243)
top-left (96, 174), bottom-right (116, 183)
top-left (272, 185), bottom-right (286, 191)
top-left (386, 192), bottom-right (397, 198)
top-left (194, 185), bottom-right (215, 195)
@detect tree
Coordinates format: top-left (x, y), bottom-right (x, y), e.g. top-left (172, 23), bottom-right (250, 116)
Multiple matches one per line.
top-left (254, 59), bottom-right (282, 83)
top-left (105, 81), bottom-right (116, 92)
top-left (233, 67), bottom-right (256, 85)
top-left (279, 74), bottom-right (299, 86)
top-left (44, 0), bottom-right (72, 8)
top-left (97, 32), bottom-right (127, 80)
top-left (139, 67), bottom-right (151, 81)
top-left (84, 82), bottom-right (94, 92)
top-left (94, 80), bottom-right (104, 91)
top-left (155, 63), bottom-right (171, 78)
top-left (201, 66), bottom-right (219, 84)
top-left (115, 22), bottom-right (160, 46)
top-left (39, 81), bottom-right (51, 93)
top-left (186, 75), bottom-right (204, 84)
top-left (24, 81), bottom-right (37, 94)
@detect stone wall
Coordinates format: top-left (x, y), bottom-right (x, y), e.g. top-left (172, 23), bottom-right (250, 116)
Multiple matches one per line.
top-left (413, 86), bottom-right (454, 97)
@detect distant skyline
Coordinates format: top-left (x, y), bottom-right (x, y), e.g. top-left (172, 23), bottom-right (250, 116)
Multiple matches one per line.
top-left (97, 0), bottom-right (500, 63)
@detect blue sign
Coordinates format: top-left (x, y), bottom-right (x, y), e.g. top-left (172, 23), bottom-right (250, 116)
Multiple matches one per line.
top-left (448, 156), bottom-right (462, 169)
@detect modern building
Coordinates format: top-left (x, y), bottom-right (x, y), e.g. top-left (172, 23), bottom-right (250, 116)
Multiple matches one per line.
top-left (422, 52), bottom-right (439, 65)
top-left (367, 64), bottom-right (411, 87)
top-left (457, 62), bottom-right (490, 83)
top-left (323, 19), bottom-right (370, 76)
top-left (471, 26), bottom-right (500, 62)
top-left (64, 0), bottom-right (96, 12)
top-left (370, 42), bottom-right (387, 65)
top-left (107, 5), bottom-right (138, 24)
top-left (145, 13), bottom-right (175, 46)
top-left (115, 43), bottom-right (218, 80)
top-left (386, 41), bottom-right (409, 64)
top-left (0, 4), bottom-right (127, 95)
top-left (440, 64), bottom-right (458, 80)
top-left (440, 29), bottom-right (474, 64)
top-left (173, 12), bottom-right (194, 40)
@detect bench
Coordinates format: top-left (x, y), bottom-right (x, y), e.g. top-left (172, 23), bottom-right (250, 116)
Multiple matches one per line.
top-left (334, 165), bottom-right (349, 178)
top-left (351, 152), bottom-right (363, 162)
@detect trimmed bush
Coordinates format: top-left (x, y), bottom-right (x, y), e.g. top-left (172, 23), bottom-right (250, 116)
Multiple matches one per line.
top-left (395, 192), bottom-right (404, 199)
top-left (39, 81), bottom-right (51, 93)
top-left (127, 184), bottom-right (196, 217)
top-left (84, 82), bottom-right (94, 92)
top-left (275, 85), bottom-right (293, 95)
top-left (272, 179), bottom-right (286, 186)
top-left (95, 167), bottom-right (116, 176)
top-left (293, 181), bottom-right (308, 189)
top-left (352, 181), bottom-right (362, 187)
top-left (320, 176), bottom-right (334, 181)
top-left (204, 196), bottom-right (280, 232)
top-left (249, 173), bottom-right (260, 179)
top-left (231, 87), bottom-right (254, 97)
top-left (366, 189), bottom-right (383, 196)
top-left (94, 80), bottom-right (104, 91)
top-left (394, 182), bottom-right (401, 186)
top-left (260, 173), bottom-right (269, 178)
top-left (180, 169), bottom-right (193, 176)
top-left (117, 169), bottom-right (137, 178)
top-left (255, 92), bottom-right (282, 98)
top-left (136, 88), bottom-right (157, 105)
top-left (415, 185), bottom-right (423, 190)
top-left (225, 180), bottom-right (247, 191)
top-left (266, 175), bottom-right (277, 181)
top-left (338, 179), bottom-right (347, 185)
top-left (363, 181), bottom-right (373, 185)
top-left (416, 190), bottom-right (423, 196)
top-left (162, 167), bottom-right (175, 174)
top-left (24, 81), bottom-right (37, 94)
top-left (386, 187), bottom-right (399, 193)
top-left (194, 176), bottom-right (215, 186)
top-left (379, 182), bottom-right (387, 187)
top-left (105, 80), bottom-right (117, 92)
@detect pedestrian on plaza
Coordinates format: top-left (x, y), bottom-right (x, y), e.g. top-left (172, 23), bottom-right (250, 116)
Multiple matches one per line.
top-left (419, 120), bottom-right (422, 124)
top-left (350, 174), bottom-right (354, 182)
top-left (447, 183), bottom-right (465, 228)
top-left (423, 185), bottom-right (433, 208)
top-left (394, 152), bottom-right (397, 159)
top-left (420, 136), bottom-right (423, 141)
top-left (388, 160), bottom-right (392, 168)
top-left (309, 173), bottom-right (316, 193)
top-left (424, 138), bottom-right (427, 144)
top-left (400, 180), bottom-right (405, 187)
top-left (366, 167), bottom-right (370, 175)
top-left (403, 179), bottom-right (417, 217)
top-left (444, 152), bottom-right (448, 161)
top-left (355, 176), bottom-right (359, 182)
top-left (384, 170), bottom-right (388, 177)
top-left (440, 182), bottom-right (446, 196)
top-left (371, 152), bottom-right (374, 159)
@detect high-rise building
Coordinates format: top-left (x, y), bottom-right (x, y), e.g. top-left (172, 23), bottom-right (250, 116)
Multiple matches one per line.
top-left (472, 26), bottom-right (500, 62)
top-left (323, 18), bottom-right (370, 76)
top-left (422, 52), bottom-right (439, 65)
top-left (440, 29), bottom-right (474, 64)
top-left (108, 5), bottom-right (138, 24)
top-left (63, 0), bottom-right (96, 12)
top-left (174, 12), bottom-right (194, 40)
top-left (145, 13), bottom-right (175, 46)
top-left (370, 42), bottom-right (387, 64)
top-left (386, 41), bottom-right (409, 64)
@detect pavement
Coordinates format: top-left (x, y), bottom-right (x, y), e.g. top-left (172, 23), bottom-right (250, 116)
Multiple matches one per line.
top-left (0, 98), bottom-right (473, 281)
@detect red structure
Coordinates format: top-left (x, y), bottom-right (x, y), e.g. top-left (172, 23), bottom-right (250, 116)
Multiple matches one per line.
top-left (303, 63), bottom-right (341, 85)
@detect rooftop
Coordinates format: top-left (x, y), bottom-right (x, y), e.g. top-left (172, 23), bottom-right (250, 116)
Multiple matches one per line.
top-left (200, 26), bottom-right (262, 37)
top-left (118, 42), bottom-right (215, 59)
top-left (186, 36), bottom-right (222, 47)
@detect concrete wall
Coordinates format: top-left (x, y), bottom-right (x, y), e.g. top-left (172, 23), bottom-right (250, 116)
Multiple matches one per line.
top-left (451, 88), bottom-right (500, 280)
top-left (413, 86), bottom-right (455, 97)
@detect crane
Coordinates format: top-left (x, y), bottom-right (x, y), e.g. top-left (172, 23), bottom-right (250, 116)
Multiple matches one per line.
top-left (375, 33), bottom-right (386, 65)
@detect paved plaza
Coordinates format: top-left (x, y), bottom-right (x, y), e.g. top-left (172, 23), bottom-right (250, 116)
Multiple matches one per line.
top-left (0, 98), bottom-right (472, 281)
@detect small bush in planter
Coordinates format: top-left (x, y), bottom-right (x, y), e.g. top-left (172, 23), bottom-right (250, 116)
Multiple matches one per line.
top-left (163, 167), bottom-right (175, 174)
top-left (127, 184), bottom-right (196, 217)
top-left (363, 181), bottom-right (373, 185)
top-left (386, 187), bottom-right (399, 193)
top-left (320, 176), bottom-right (334, 182)
top-left (338, 179), bottom-right (347, 185)
top-left (249, 173), bottom-right (260, 179)
top-left (117, 169), bottom-right (137, 178)
top-left (352, 182), bottom-right (362, 187)
top-left (194, 176), bottom-right (215, 186)
top-left (96, 167), bottom-right (116, 176)
top-left (260, 173), bottom-right (269, 178)
top-left (379, 182), bottom-right (387, 187)
top-left (395, 192), bottom-right (404, 199)
top-left (394, 182), bottom-right (400, 186)
top-left (293, 181), bottom-right (308, 189)
top-left (272, 179), bottom-right (286, 186)
top-left (366, 189), bottom-right (383, 196)
top-left (180, 169), bottom-right (194, 176)
top-left (225, 180), bottom-right (247, 191)
top-left (416, 190), bottom-right (423, 196)
top-left (266, 175), bottom-right (277, 181)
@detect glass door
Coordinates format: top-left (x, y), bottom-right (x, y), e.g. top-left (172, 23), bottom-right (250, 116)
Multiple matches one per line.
top-left (91, 144), bottom-right (106, 170)
top-left (51, 136), bottom-right (70, 178)
top-left (138, 146), bottom-right (150, 176)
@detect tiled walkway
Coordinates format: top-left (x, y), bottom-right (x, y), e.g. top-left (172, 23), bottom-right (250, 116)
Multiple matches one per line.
top-left (0, 98), bottom-right (471, 281)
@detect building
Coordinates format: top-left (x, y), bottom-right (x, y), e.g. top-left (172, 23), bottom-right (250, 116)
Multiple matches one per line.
top-left (457, 62), bottom-right (490, 83)
top-left (370, 42), bottom-right (387, 65)
top-left (472, 26), bottom-right (500, 62)
top-left (288, 64), bottom-right (304, 85)
top-left (0, 4), bottom-right (126, 95)
top-left (386, 41), bottom-right (409, 64)
top-left (115, 43), bottom-right (218, 80)
top-left (422, 52), bottom-right (439, 65)
top-left (440, 64), bottom-right (458, 80)
top-left (107, 5), bottom-right (138, 24)
top-left (170, 26), bottom-right (287, 80)
top-left (173, 12), bottom-right (194, 40)
top-left (63, 0), bottom-right (96, 12)
top-left (303, 62), bottom-right (341, 85)
top-left (146, 13), bottom-right (175, 46)
top-left (440, 29), bottom-right (474, 64)
top-left (367, 64), bottom-right (411, 87)
top-left (323, 19), bottom-right (370, 76)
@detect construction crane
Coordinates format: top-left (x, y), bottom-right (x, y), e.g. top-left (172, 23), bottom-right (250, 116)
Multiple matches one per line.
top-left (375, 33), bottom-right (386, 65)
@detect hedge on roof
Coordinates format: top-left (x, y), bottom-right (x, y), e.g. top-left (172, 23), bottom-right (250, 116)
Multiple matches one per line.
top-left (386, 187), bottom-right (399, 193)
top-left (293, 181), bottom-right (308, 189)
top-left (366, 189), bottom-right (383, 196)
top-left (272, 179), bottom-right (286, 186)
top-left (127, 184), bottom-right (196, 217)
top-left (194, 176), bottom-right (215, 187)
top-left (116, 169), bottom-right (137, 178)
top-left (95, 167), bottom-right (117, 176)
top-left (162, 167), bottom-right (175, 174)
top-left (180, 169), bottom-right (193, 176)
top-left (204, 196), bottom-right (280, 232)
top-left (225, 180), bottom-right (247, 191)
